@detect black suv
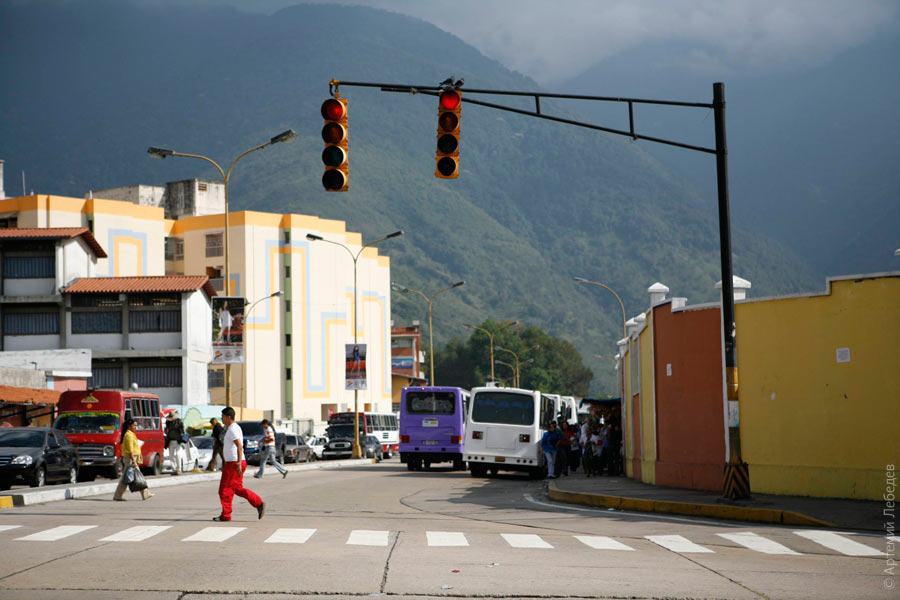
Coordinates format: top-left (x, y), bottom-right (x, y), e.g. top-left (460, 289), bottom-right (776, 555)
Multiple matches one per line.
top-left (237, 421), bottom-right (286, 465)
top-left (0, 427), bottom-right (79, 489)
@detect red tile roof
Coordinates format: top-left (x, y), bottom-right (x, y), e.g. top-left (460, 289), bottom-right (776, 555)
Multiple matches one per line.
top-left (0, 385), bottom-right (61, 406)
top-left (63, 275), bottom-right (217, 298)
top-left (0, 227), bottom-right (107, 258)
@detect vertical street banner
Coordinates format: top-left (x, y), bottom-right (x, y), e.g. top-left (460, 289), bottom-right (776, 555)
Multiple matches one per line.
top-left (212, 296), bottom-right (245, 364)
top-left (345, 343), bottom-right (367, 390)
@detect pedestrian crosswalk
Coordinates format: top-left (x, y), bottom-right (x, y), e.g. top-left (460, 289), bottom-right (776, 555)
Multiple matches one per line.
top-left (0, 524), bottom-right (885, 557)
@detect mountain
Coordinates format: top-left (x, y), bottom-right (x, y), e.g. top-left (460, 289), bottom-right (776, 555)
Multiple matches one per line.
top-left (0, 1), bottom-right (821, 394)
top-left (560, 32), bottom-right (900, 279)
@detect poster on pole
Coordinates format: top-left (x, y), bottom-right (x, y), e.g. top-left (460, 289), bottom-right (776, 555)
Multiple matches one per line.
top-left (212, 296), bottom-right (245, 364)
top-left (345, 343), bottom-right (367, 390)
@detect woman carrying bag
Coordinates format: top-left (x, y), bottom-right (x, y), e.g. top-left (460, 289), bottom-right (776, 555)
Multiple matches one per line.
top-left (113, 419), bottom-right (154, 501)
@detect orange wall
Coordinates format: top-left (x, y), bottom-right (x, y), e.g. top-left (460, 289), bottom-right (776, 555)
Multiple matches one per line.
top-left (652, 302), bottom-right (725, 491)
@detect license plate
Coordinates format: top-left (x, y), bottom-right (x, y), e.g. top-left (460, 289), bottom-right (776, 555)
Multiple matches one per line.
top-left (494, 456), bottom-right (505, 462)
top-left (424, 440), bottom-right (438, 445)
top-left (422, 418), bottom-right (438, 427)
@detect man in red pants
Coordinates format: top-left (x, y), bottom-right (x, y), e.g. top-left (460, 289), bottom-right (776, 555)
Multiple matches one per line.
top-left (215, 406), bottom-right (265, 522)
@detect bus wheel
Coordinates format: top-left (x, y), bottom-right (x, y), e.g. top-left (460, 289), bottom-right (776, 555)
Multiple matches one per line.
top-left (423, 460), bottom-right (431, 470)
top-left (407, 461), bottom-right (415, 471)
top-left (470, 464), bottom-right (486, 477)
top-left (488, 467), bottom-right (499, 476)
top-left (151, 455), bottom-right (162, 476)
top-left (110, 459), bottom-right (123, 481)
top-left (453, 458), bottom-right (465, 471)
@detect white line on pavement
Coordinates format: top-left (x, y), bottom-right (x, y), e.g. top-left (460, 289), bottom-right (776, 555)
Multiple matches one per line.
top-left (426, 531), bottom-right (469, 547)
top-left (793, 531), bottom-right (884, 556)
top-left (575, 535), bottom-right (636, 551)
top-left (0, 525), bottom-right (21, 533)
top-left (523, 494), bottom-right (744, 527)
top-left (347, 530), bottom-right (389, 546)
top-left (182, 527), bottom-right (246, 542)
top-left (15, 525), bottom-right (97, 542)
top-left (100, 526), bottom-right (172, 542)
top-left (501, 533), bottom-right (553, 549)
top-left (717, 532), bottom-right (800, 555)
top-left (265, 528), bottom-right (317, 544)
top-left (646, 534), bottom-right (714, 553)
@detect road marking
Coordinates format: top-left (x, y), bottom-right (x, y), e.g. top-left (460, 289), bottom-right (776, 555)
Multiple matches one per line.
top-left (501, 533), bottom-right (553, 549)
top-left (0, 525), bottom-right (22, 533)
top-left (100, 526), bottom-right (172, 542)
top-left (426, 531), bottom-right (469, 547)
top-left (265, 528), bottom-right (317, 544)
top-left (15, 525), bottom-right (97, 541)
top-left (646, 534), bottom-right (714, 553)
top-left (794, 531), bottom-right (884, 556)
top-left (717, 532), bottom-right (800, 555)
top-left (182, 527), bottom-right (246, 542)
top-left (522, 494), bottom-right (744, 527)
top-left (347, 530), bottom-right (389, 546)
top-left (575, 535), bottom-right (635, 551)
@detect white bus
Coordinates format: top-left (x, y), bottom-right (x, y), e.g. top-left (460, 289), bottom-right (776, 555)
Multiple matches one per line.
top-left (463, 386), bottom-right (554, 479)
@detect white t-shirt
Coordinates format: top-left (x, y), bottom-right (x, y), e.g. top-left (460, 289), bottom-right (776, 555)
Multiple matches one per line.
top-left (223, 422), bottom-right (243, 462)
top-left (263, 425), bottom-right (276, 447)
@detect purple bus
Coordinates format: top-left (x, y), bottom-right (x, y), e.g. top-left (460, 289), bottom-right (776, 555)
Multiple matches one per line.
top-left (399, 386), bottom-right (469, 471)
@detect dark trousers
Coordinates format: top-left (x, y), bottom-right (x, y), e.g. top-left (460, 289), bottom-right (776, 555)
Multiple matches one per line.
top-left (207, 440), bottom-right (224, 470)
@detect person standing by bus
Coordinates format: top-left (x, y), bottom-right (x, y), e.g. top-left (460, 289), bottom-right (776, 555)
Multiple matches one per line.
top-left (114, 419), bottom-right (153, 501)
top-left (540, 421), bottom-right (561, 479)
top-left (255, 419), bottom-right (287, 479)
top-left (215, 407), bottom-right (264, 522)
top-left (165, 409), bottom-right (185, 475)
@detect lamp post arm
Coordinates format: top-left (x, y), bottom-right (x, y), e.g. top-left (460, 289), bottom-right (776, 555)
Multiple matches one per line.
top-left (169, 152), bottom-right (227, 181)
top-left (224, 141), bottom-right (274, 182)
top-left (577, 278), bottom-right (628, 339)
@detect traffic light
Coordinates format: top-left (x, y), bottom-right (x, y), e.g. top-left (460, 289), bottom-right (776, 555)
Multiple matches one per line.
top-left (321, 97), bottom-right (348, 191)
top-left (435, 89), bottom-right (461, 178)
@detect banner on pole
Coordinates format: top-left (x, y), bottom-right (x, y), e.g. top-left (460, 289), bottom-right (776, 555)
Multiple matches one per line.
top-left (212, 296), bottom-right (245, 364)
top-left (345, 343), bottom-right (367, 390)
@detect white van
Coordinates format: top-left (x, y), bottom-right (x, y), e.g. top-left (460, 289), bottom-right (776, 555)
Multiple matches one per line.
top-left (464, 386), bottom-right (553, 479)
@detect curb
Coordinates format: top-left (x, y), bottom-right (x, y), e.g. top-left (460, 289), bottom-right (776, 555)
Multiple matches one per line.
top-left (547, 482), bottom-right (837, 528)
top-left (0, 458), bottom-right (376, 507)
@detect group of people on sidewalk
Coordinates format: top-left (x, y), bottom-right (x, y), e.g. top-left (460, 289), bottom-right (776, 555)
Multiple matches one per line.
top-left (540, 417), bottom-right (622, 479)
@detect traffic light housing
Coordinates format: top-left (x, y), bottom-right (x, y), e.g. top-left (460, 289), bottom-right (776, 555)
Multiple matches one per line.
top-left (435, 89), bottom-right (461, 178)
top-left (321, 97), bottom-right (348, 191)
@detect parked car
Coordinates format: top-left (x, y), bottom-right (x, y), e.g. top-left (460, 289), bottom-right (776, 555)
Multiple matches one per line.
top-left (162, 438), bottom-right (201, 474)
top-left (0, 427), bottom-right (79, 489)
top-left (238, 421), bottom-right (286, 465)
top-left (307, 436), bottom-right (328, 459)
top-left (191, 436), bottom-right (221, 471)
top-left (284, 434), bottom-right (313, 463)
top-left (363, 435), bottom-right (384, 461)
top-left (322, 437), bottom-right (353, 460)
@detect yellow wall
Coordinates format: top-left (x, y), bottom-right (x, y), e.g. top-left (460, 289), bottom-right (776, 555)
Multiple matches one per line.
top-left (737, 275), bottom-right (900, 500)
top-left (638, 315), bottom-right (656, 484)
top-left (622, 344), bottom-right (634, 478)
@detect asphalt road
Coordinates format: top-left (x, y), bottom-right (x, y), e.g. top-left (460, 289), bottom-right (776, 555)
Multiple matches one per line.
top-left (0, 460), bottom-right (891, 599)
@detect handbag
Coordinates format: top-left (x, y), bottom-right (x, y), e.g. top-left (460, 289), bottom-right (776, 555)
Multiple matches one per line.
top-left (123, 465), bottom-right (135, 484)
top-left (128, 467), bottom-right (148, 492)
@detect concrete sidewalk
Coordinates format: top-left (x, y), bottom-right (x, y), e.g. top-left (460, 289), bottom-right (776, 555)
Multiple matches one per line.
top-left (549, 470), bottom-right (884, 531)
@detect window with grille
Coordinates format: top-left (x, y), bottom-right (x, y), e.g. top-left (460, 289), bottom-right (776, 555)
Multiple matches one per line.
top-left (129, 293), bottom-right (179, 307)
top-left (72, 311), bottom-right (122, 333)
top-left (132, 365), bottom-right (182, 388)
top-left (208, 369), bottom-right (225, 388)
top-left (2, 256), bottom-right (55, 278)
top-left (71, 294), bottom-right (122, 308)
top-left (164, 238), bottom-right (184, 261)
top-left (205, 233), bottom-right (223, 258)
top-left (130, 310), bottom-right (181, 332)
top-left (89, 367), bottom-right (123, 389)
top-left (2, 312), bottom-right (59, 335)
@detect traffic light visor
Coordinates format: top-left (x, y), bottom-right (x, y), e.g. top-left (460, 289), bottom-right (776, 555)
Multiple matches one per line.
top-left (321, 98), bottom-right (346, 120)
top-left (439, 90), bottom-right (461, 110)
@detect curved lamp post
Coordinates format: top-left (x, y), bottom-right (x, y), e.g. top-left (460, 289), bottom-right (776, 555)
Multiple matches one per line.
top-left (573, 277), bottom-right (627, 340)
top-left (462, 319), bottom-right (518, 383)
top-left (148, 129), bottom-right (297, 409)
top-left (494, 345), bottom-right (539, 388)
top-left (493, 359), bottom-right (516, 386)
top-left (391, 281), bottom-right (465, 386)
top-left (307, 230), bottom-right (403, 458)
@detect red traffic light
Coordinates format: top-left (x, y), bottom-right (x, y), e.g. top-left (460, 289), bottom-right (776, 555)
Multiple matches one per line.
top-left (321, 97), bottom-right (348, 192)
top-left (439, 90), bottom-right (461, 110)
top-left (321, 98), bottom-right (346, 121)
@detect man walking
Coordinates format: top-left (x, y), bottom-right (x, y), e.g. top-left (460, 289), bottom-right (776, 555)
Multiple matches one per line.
top-left (165, 409), bottom-right (185, 475)
top-left (206, 417), bottom-right (225, 472)
top-left (255, 419), bottom-right (287, 479)
top-left (540, 421), bottom-right (561, 479)
top-left (215, 407), bottom-right (264, 522)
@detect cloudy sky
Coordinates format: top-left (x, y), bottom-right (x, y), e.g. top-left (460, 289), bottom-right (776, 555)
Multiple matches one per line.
top-left (304, 0), bottom-right (899, 86)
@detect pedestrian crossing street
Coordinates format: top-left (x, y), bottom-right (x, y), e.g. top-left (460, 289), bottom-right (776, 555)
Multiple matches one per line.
top-left (0, 523), bottom-right (887, 557)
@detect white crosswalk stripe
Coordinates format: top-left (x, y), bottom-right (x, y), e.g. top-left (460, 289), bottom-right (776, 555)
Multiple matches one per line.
top-left (717, 532), bottom-right (800, 555)
top-left (100, 526), bottom-right (172, 542)
top-left (347, 530), bottom-right (389, 546)
top-left (426, 531), bottom-right (468, 547)
top-left (794, 531), bottom-right (884, 556)
top-left (575, 535), bottom-right (635, 551)
top-left (501, 533), bottom-right (553, 548)
top-left (182, 527), bottom-right (246, 542)
top-left (646, 534), bottom-right (714, 553)
top-left (15, 525), bottom-right (97, 542)
top-left (0, 525), bottom-right (21, 533)
top-left (265, 528), bottom-right (317, 544)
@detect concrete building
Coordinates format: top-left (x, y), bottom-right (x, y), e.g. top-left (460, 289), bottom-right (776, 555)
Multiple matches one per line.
top-left (390, 321), bottom-right (425, 411)
top-left (91, 179), bottom-right (225, 220)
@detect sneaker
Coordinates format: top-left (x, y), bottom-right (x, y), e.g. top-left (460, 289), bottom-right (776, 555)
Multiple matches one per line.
top-left (282, 471), bottom-right (288, 479)
top-left (212, 516), bottom-right (230, 522)
top-left (257, 501), bottom-right (266, 520)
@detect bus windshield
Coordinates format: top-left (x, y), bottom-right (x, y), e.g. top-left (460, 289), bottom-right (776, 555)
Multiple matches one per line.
top-left (406, 391), bottom-right (456, 415)
top-left (471, 392), bottom-right (534, 426)
top-left (54, 412), bottom-right (121, 433)
top-left (326, 424), bottom-right (360, 440)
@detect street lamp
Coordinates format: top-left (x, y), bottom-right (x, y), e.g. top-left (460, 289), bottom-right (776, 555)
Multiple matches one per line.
top-left (494, 344), bottom-right (539, 388)
top-left (462, 320), bottom-right (518, 383)
top-left (391, 281), bottom-right (465, 386)
top-left (493, 359), bottom-right (516, 386)
top-left (241, 291), bottom-right (284, 418)
top-left (573, 277), bottom-right (627, 341)
top-left (307, 230), bottom-right (403, 458)
top-left (148, 129), bottom-right (297, 409)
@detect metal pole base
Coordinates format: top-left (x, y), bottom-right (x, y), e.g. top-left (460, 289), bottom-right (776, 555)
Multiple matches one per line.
top-left (723, 462), bottom-right (751, 500)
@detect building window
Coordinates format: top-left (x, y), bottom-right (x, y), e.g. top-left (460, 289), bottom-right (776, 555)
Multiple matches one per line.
top-left (89, 367), bottom-right (122, 389)
top-left (286, 368), bottom-right (292, 380)
top-left (208, 369), bottom-right (225, 388)
top-left (129, 293), bottom-right (179, 307)
top-left (285, 333), bottom-right (291, 347)
top-left (2, 256), bottom-right (55, 278)
top-left (164, 237), bottom-right (184, 261)
top-left (130, 310), bottom-right (181, 332)
top-left (206, 233), bottom-right (224, 258)
top-left (285, 265), bottom-right (291, 278)
top-left (132, 365), bottom-right (182, 388)
top-left (72, 311), bottom-right (122, 334)
top-left (0, 217), bottom-right (18, 228)
top-left (283, 230), bottom-right (291, 243)
top-left (2, 312), bottom-right (59, 335)
top-left (198, 182), bottom-right (208, 192)
top-left (71, 294), bottom-right (122, 308)
top-left (285, 300), bottom-right (291, 313)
